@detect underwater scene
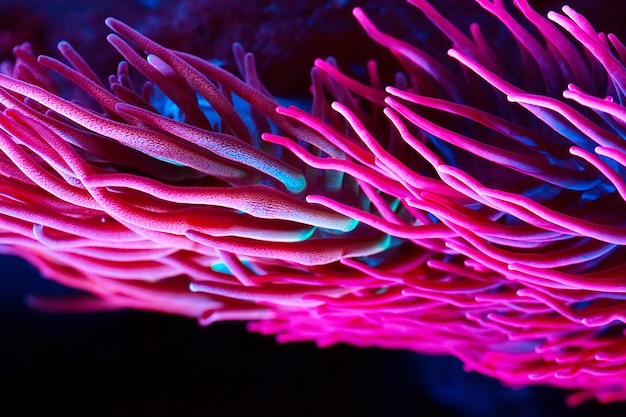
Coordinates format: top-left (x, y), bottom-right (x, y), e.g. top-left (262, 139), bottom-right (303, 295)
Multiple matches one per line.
top-left (2, 0), bottom-right (626, 415)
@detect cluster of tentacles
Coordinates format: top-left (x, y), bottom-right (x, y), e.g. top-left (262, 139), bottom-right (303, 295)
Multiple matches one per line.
top-left (2, 0), bottom-right (626, 405)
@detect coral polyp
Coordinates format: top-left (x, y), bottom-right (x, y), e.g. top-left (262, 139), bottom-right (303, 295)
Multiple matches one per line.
top-left (1, 0), bottom-right (626, 405)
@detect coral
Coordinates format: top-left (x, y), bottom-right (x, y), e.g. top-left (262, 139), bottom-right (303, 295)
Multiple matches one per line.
top-left (1, 0), bottom-right (626, 405)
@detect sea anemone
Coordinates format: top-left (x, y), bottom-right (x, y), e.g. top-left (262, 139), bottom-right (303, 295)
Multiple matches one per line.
top-left (1, 0), bottom-right (626, 406)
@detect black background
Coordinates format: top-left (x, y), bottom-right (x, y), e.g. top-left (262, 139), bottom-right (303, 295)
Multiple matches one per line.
top-left (3, 254), bottom-right (626, 416)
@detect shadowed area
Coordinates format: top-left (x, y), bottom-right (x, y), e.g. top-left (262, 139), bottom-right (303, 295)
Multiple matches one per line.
top-left (2, 254), bottom-right (626, 416)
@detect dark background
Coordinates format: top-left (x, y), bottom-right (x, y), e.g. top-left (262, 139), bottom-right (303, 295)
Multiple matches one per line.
top-left (2, 0), bottom-right (626, 415)
top-left (4, 253), bottom-right (626, 417)
top-left (0, 250), bottom-right (626, 417)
